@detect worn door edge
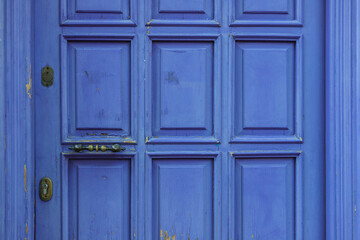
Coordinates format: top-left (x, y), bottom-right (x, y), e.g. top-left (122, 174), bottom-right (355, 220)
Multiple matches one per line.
top-left (0, 0), bottom-right (34, 239)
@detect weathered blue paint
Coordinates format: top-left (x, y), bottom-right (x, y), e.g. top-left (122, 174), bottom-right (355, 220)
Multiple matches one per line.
top-left (0, 0), bottom-right (35, 239)
top-left (325, 0), bottom-right (360, 239)
top-left (34, 0), bottom-right (327, 239)
top-left (2, 0), bottom-right (360, 239)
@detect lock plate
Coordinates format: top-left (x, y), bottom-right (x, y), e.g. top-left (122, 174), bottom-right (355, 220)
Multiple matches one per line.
top-left (39, 177), bottom-right (53, 201)
top-left (41, 66), bottom-right (54, 87)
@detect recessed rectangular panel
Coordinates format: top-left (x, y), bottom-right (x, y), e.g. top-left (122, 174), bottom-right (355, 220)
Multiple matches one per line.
top-left (234, 41), bottom-right (295, 137)
top-left (233, 0), bottom-right (298, 24)
top-left (152, 42), bottom-right (213, 137)
top-left (75, 47), bottom-right (128, 130)
top-left (68, 160), bottom-right (131, 239)
top-left (76, 0), bottom-right (123, 13)
top-left (243, 48), bottom-right (289, 129)
top-left (159, 0), bottom-right (205, 13)
top-left (243, 0), bottom-right (288, 13)
top-left (151, 0), bottom-right (214, 20)
top-left (235, 158), bottom-right (295, 240)
top-left (66, 41), bottom-right (131, 137)
top-left (62, 0), bottom-right (131, 25)
top-left (152, 159), bottom-right (213, 240)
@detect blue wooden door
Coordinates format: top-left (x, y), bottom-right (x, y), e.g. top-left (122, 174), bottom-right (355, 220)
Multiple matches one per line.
top-left (35, 0), bottom-right (325, 239)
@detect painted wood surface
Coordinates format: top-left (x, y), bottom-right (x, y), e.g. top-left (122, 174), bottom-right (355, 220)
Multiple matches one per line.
top-left (33, 0), bottom-right (326, 239)
top-left (2, 0), bottom-right (360, 239)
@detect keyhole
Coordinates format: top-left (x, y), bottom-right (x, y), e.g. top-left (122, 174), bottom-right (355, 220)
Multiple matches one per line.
top-left (41, 182), bottom-right (48, 195)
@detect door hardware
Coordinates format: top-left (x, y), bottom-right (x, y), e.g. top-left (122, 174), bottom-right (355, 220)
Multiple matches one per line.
top-left (41, 66), bottom-right (54, 87)
top-left (39, 177), bottom-right (53, 201)
top-left (69, 144), bottom-right (125, 153)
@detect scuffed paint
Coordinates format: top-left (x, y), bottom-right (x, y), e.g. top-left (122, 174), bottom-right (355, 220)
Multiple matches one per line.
top-left (26, 64), bottom-right (32, 99)
top-left (24, 165), bottom-right (27, 193)
top-left (160, 230), bottom-right (175, 240)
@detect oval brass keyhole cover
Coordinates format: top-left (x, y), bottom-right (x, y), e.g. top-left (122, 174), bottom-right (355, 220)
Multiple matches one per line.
top-left (41, 66), bottom-right (54, 87)
top-left (39, 177), bottom-right (53, 201)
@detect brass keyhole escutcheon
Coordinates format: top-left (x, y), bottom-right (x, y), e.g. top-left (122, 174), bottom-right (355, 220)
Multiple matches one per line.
top-left (41, 65), bottom-right (54, 87)
top-left (39, 177), bottom-right (53, 201)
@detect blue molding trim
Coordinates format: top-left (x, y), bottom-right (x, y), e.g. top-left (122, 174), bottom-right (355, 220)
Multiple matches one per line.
top-left (0, 0), bottom-right (34, 239)
top-left (326, 0), bottom-right (359, 239)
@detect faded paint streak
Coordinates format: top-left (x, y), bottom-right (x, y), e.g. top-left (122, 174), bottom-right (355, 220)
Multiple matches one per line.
top-left (26, 64), bottom-right (32, 99)
top-left (24, 165), bottom-right (27, 193)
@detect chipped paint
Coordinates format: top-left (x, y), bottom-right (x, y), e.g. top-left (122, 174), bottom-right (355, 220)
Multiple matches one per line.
top-left (251, 234), bottom-right (254, 238)
top-left (147, 26), bottom-right (151, 34)
top-left (355, 205), bottom-right (357, 216)
top-left (124, 140), bottom-right (136, 144)
top-left (26, 64), bottom-right (32, 99)
top-left (160, 230), bottom-right (175, 240)
top-left (26, 222), bottom-right (28, 234)
top-left (24, 165), bottom-right (27, 193)
top-left (145, 136), bottom-right (150, 143)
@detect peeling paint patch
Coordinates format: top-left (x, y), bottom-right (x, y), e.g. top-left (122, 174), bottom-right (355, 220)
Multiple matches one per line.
top-left (26, 222), bottom-right (28, 234)
top-left (24, 165), bottom-right (27, 193)
top-left (26, 64), bottom-right (32, 99)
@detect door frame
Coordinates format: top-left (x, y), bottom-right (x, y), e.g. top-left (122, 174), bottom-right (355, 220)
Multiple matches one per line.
top-left (0, 0), bottom-right (358, 239)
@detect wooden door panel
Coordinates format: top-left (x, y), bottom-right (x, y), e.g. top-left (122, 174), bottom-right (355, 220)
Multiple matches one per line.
top-left (60, 36), bottom-right (137, 143)
top-left (152, 159), bottom-right (213, 240)
top-left (232, 37), bottom-right (302, 143)
top-left (35, 0), bottom-right (325, 238)
top-left (60, 0), bottom-right (134, 25)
